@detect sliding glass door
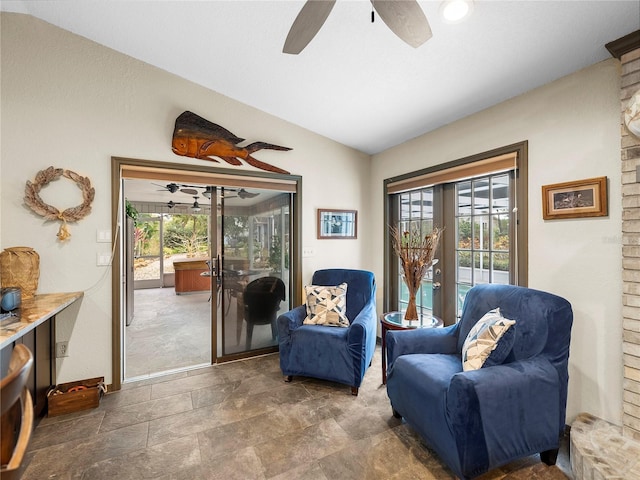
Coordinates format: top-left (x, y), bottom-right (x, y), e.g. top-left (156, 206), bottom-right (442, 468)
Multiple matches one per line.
top-left (215, 187), bottom-right (291, 358)
top-left (114, 157), bottom-right (301, 389)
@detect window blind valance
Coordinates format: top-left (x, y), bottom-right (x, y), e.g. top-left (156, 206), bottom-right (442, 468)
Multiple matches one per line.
top-left (386, 152), bottom-right (517, 194)
top-left (120, 164), bottom-right (297, 193)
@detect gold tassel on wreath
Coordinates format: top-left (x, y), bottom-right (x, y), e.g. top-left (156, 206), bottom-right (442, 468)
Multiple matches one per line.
top-left (57, 214), bottom-right (71, 241)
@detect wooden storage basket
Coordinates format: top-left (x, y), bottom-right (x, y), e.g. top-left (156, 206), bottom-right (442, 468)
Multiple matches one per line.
top-left (47, 377), bottom-right (105, 417)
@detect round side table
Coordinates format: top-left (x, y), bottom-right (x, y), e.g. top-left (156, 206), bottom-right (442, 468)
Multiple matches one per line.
top-left (381, 311), bottom-right (443, 384)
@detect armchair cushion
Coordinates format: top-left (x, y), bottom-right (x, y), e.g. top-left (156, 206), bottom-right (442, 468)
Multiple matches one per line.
top-left (303, 283), bottom-right (349, 327)
top-left (461, 308), bottom-right (516, 371)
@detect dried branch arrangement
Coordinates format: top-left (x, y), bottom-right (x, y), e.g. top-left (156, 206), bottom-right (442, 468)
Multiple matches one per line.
top-left (24, 166), bottom-right (95, 241)
top-left (390, 225), bottom-right (442, 320)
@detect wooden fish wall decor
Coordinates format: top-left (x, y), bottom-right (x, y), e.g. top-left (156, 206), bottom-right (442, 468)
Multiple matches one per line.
top-left (172, 111), bottom-right (292, 174)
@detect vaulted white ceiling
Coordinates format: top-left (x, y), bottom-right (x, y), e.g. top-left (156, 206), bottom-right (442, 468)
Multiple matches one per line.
top-left (2, 1), bottom-right (638, 155)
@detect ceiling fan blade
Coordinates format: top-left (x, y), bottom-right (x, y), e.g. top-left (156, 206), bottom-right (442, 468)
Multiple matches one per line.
top-left (283, 0), bottom-right (336, 54)
top-left (180, 188), bottom-right (199, 196)
top-left (371, 0), bottom-right (432, 48)
top-left (238, 189), bottom-right (260, 199)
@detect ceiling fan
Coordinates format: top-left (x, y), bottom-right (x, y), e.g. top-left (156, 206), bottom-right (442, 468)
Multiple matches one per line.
top-left (167, 197), bottom-right (210, 213)
top-left (221, 188), bottom-right (260, 200)
top-left (153, 183), bottom-right (259, 201)
top-left (283, 0), bottom-right (432, 55)
top-left (154, 182), bottom-right (181, 193)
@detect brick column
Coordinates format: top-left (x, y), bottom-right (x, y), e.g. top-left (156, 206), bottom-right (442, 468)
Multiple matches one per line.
top-left (616, 32), bottom-right (640, 441)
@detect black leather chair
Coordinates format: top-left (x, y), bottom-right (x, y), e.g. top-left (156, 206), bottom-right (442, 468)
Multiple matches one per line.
top-left (241, 276), bottom-right (286, 350)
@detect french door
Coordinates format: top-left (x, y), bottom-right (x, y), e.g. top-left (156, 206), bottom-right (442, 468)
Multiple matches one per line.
top-left (385, 143), bottom-right (527, 325)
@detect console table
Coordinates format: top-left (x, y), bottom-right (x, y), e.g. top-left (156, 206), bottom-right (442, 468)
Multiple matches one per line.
top-left (0, 292), bottom-right (83, 417)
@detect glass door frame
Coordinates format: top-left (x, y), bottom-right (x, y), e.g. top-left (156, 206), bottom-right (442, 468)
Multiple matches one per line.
top-left (111, 157), bottom-right (303, 391)
top-left (214, 188), bottom-right (292, 361)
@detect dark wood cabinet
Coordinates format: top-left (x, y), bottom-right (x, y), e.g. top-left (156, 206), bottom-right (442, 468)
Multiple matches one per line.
top-left (0, 317), bottom-right (54, 418)
top-left (0, 292), bottom-right (82, 419)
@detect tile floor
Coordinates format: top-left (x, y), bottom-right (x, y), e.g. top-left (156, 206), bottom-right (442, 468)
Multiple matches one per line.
top-left (126, 287), bottom-right (282, 380)
top-left (22, 347), bottom-right (572, 479)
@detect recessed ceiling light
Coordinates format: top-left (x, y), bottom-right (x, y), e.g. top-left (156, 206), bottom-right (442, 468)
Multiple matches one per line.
top-left (440, 0), bottom-right (473, 23)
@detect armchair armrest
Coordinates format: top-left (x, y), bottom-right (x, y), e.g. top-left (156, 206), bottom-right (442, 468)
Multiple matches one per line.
top-left (277, 305), bottom-right (306, 338)
top-left (386, 324), bottom-right (459, 367)
top-left (447, 358), bottom-right (562, 469)
top-left (347, 299), bottom-right (376, 344)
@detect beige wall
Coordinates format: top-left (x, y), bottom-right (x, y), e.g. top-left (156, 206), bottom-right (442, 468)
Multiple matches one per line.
top-left (371, 59), bottom-right (623, 425)
top-left (0, 13), bottom-right (371, 385)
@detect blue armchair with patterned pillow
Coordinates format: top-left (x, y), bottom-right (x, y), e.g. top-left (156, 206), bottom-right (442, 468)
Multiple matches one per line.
top-left (277, 269), bottom-right (376, 395)
top-left (386, 283), bottom-right (573, 479)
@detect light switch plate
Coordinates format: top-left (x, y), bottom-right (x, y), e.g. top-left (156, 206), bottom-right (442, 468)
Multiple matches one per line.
top-left (97, 229), bottom-right (112, 243)
top-left (97, 253), bottom-right (111, 266)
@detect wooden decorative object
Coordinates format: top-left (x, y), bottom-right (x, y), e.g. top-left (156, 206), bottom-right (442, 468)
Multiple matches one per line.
top-left (47, 377), bottom-right (105, 417)
top-left (24, 167), bottom-right (95, 241)
top-left (171, 111), bottom-right (292, 174)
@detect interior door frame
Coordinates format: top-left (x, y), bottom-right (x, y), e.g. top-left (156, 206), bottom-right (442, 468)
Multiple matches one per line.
top-left (111, 157), bottom-right (302, 391)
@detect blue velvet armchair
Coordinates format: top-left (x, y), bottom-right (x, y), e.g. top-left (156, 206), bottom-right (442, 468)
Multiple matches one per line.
top-left (277, 269), bottom-right (376, 395)
top-left (386, 284), bottom-right (573, 479)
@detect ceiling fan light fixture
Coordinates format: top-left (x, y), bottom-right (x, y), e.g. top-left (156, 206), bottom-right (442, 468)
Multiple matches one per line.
top-left (440, 0), bottom-right (473, 23)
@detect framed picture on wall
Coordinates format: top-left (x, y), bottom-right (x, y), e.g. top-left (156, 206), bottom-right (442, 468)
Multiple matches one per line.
top-left (542, 176), bottom-right (608, 220)
top-left (317, 209), bottom-right (357, 239)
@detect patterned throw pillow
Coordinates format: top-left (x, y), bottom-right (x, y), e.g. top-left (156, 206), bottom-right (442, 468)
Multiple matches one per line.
top-left (303, 283), bottom-right (349, 327)
top-left (462, 308), bottom-right (516, 371)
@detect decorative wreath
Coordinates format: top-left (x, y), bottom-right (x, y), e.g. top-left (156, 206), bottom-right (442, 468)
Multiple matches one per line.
top-left (24, 166), bottom-right (95, 241)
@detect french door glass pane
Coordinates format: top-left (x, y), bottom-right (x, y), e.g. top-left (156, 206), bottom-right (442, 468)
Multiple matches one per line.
top-left (491, 175), bottom-right (510, 213)
top-left (457, 181), bottom-right (472, 215)
top-left (492, 214), bottom-right (510, 251)
top-left (492, 253), bottom-right (510, 284)
top-left (396, 188), bottom-right (434, 318)
top-left (472, 178), bottom-right (490, 214)
top-left (473, 215), bottom-right (489, 250)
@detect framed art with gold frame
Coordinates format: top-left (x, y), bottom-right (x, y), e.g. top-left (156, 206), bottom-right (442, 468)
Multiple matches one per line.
top-left (542, 176), bottom-right (607, 220)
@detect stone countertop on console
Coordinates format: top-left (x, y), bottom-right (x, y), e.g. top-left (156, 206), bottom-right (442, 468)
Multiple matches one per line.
top-left (0, 292), bottom-right (84, 349)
